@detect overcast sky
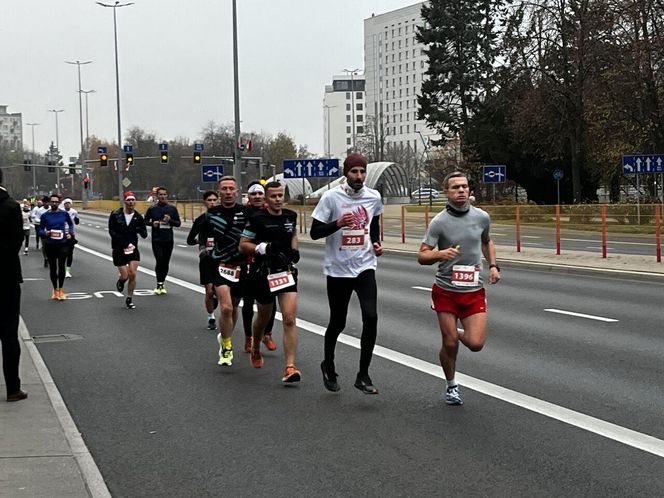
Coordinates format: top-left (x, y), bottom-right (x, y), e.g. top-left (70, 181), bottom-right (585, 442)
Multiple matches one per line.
top-left (2, 0), bottom-right (421, 161)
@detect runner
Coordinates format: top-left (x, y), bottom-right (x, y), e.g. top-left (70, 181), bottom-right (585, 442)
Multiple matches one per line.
top-left (144, 186), bottom-right (181, 294)
top-left (240, 181), bottom-right (277, 353)
top-left (310, 152), bottom-right (384, 394)
top-left (39, 193), bottom-right (74, 300)
top-left (199, 177), bottom-right (249, 367)
top-left (417, 171), bottom-right (500, 405)
top-left (186, 190), bottom-right (220, 330)
top-left (239, 181), bottom-right (301, 383)
top-left (31, 196), bottom-right (49, 266)
top-left (60, 198), bottom-right (80, 278)
top-left (21, 201), bottom-right (32, 255)
top-left (108, 191), bottom-right (148, 309)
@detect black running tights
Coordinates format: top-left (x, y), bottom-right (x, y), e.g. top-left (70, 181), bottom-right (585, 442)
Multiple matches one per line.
top-left (324, 269), bottom-right (378, 375)
top-left (152, 240), bottom-right (174, 283)
top-left (242, 295), bottom-right (277, 337)
top-left (45, 244), bottom-right (68, 288)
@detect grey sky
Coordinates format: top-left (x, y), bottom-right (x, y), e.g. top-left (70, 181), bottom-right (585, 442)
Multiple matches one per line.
top-left (2, 0), bottom-right (421, 162)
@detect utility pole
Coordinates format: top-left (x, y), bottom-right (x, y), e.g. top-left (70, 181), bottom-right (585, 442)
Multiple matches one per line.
top-left (48, 109), bottom-right (64, 194)
top-left (65, 59), bottom-right (92, 206)
top-left (25, 122), bottom-right (39, 195)
top-left (232, 0), bottom-right (242, 197)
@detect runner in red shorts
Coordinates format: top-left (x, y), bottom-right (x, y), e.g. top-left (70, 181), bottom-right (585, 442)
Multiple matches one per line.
top-left (418, 172), bottom-right (501, 405)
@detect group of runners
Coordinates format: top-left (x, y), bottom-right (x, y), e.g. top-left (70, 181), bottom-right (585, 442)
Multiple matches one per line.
top-left (15, 153), bottom-right (501, 404)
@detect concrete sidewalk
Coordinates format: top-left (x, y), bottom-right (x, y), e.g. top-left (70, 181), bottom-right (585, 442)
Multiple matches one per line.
top-left (2, 219), bottom-right (660, 498)
top-left (0, 319), bottom-right (111, 498)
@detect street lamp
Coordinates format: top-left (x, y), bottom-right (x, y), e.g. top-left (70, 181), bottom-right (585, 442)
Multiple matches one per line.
top-left (65, 59), bottom-right (92, 206)
top-left (342, 68), bottom-right (360, 151)
top-left (25, 122), bottom-right (39, 195)
top-left (323, 105), bottom-right (337, 157)
top-left (96, 0), bottom-right (134, 205)
top-left (79, 90), bottom-right (96, 156)
top-left (47, 109), bottom-right (64, 193)
top-left (232, 0), bottom-right (242, 196)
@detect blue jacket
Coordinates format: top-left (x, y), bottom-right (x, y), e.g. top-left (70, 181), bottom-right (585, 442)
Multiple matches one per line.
top-left (144, 203), bottom-right (181, 242)
top-left (39, 210), bottom-right (74, 245)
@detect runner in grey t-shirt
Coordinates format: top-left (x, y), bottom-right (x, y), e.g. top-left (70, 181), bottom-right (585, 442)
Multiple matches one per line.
top-left (418, 172), bottom-right (501, 406)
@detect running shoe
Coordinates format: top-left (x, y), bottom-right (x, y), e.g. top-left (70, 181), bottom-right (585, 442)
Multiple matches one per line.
top-left (282, 365), bottom-right (301, 383)
top-left (159, 285), bottom-right (168, 294)
top-left (152, 286), bottom-right (162, 295)
top-left (57, 288), bottom-right (66, 301)
top-left (321, 361), bottom-right (340, 392)
top-left (65, 268), bottom-right (72, 278)
top-left (244, 336), bottom-right (253, 353)
top-left (207, 318), bottom-right (217, 330)
top-left (445, 385), bottom-right (463, 405)
top-left (217, 334), bottom-right (233, 366)
top-left (262, 333), bottom-right (277, 351)
top-left (51, 289), bottom-right (58, 300)
top-left (117, 278), bottom-right (126, 293)
top-left (126, 297), bottom-right (136, 309)
top-left (354, 373), bottom-right (379, 395)
top-left (24, 248), bottom-right (28, 255)
top-left (250, 350), bottom-right (264, 368)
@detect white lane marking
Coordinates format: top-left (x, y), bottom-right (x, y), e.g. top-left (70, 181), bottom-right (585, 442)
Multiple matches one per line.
top-left (544, 308), bottom-right (618, 322)
top-left (23, 277), bottom-right (46, 281)
top-left (521, 235), bottom-right (541, 239)
top-left (412, 286), bottom-right (431, 291)
top-left (95, 226), bottom-right (101, 229)
top-left (586, 246), bottom-right (615, 251)
top-left (75, 244), bottom-right (662, 458)
top-left (177, 244), bottom-right (188, 248)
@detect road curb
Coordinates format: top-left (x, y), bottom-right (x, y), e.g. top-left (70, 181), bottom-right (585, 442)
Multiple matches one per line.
top-left (19, 318), bottom-right (112, 498)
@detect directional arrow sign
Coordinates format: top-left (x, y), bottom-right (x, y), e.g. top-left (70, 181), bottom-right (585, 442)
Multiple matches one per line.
top-left (483, 165), bottom-right (507, 184)
top-left (283, 158), bottom-right (340, 178)
top-left (201, 164), bottom-right (224, 183)
top-left (623, 154), bottom-right (664, 174)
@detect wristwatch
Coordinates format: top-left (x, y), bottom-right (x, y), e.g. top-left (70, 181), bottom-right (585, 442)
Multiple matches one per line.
top-left (489, 264), bottom-right (501, 271)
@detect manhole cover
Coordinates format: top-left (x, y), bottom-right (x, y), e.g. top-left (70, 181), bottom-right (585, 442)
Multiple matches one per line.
top-left (31, 334), bottom-right (84, 343)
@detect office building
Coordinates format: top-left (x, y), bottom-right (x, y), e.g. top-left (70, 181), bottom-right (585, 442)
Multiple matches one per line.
top-left (322, 74), bottom-right (366, 160)
top-left (0, 105), bottom-right (23, 150)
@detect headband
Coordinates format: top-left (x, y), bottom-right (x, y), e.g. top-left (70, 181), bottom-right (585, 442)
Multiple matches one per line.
top-left (247, 184), bottom-right (265, 194)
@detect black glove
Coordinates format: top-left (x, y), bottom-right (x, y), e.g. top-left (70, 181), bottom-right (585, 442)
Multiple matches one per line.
top-left (291, 249), bottom-right (300, 264)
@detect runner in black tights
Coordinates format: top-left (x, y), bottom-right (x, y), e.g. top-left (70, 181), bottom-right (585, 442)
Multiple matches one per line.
top-left (39, 194), bottom-right (74, 300)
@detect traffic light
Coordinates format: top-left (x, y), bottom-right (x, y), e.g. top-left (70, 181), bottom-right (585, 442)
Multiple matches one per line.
top-left (83, 177), bottom-right (89, 190)
top-left (100, 153), bottom-right (108, 167)
top-left (23, 159), bottom-right (32, 172)
top-left (160, 151), bottom-right (169, 164)
top-left (126, 152), bottom-right (134, 165)
top-left (69, 164), bottom-right (76, 175)
top-left (193, 151), bottom-right (202, 164)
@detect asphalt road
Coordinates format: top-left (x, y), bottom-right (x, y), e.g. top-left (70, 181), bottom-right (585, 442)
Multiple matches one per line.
top-left (19, 214), bottom-right (664, 497)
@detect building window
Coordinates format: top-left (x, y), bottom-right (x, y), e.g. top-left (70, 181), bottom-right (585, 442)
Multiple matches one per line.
top-left (398, 27), bottom-right (402, 35)
top-left (356, 103), bottom-right (363, 111)
top-left (347, 138), bottom-right (352, 145)
top-left (356, 92), bottom-right (363, 99)
top-left (400, 126), bottom-right (403, 134)
top-left (346, 92), bottom-right (351, 99)
top-left (406, 125), bottom-right (410, 133)
top-left (356, 115), bottom-right (363, 122)
top-left (346, 126), bottom-right (351, 133)
top-left (346, 103), bottom-right (351, 111)
top-left (357, 126), bottom-right (364, 134)
top-left (346, 115), bottom-right (351, 122)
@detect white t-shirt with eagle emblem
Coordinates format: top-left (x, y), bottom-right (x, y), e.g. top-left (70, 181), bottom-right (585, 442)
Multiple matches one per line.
top-left (311, 183), bottom-right (384, 277)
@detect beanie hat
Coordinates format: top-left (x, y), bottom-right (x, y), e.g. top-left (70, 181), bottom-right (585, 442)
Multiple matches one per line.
top-left (343, 152), bottom-right (368, 175)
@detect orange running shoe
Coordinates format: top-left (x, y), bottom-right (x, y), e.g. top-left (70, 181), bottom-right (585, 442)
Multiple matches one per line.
top-left (250, 350), bottom-right (264, 368)
top-left (244, 336), bottom-right (253, 353)
top-left (282, 365), bottom-right (301, 383)
top-left (51, 289), bottom-right (58, 300)
top-left (57, 288), bottom-right (66, 301)
top-left (262, 333), bottom-right (277, 351)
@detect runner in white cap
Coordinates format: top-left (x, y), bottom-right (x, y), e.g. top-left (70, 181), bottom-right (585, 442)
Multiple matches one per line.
top-left (60, 198), bottom-right (80, 278)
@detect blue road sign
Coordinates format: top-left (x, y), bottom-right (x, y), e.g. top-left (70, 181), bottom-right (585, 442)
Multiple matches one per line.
top-left (553, 168), bottom-right (564, 181)
top-left (201, 164), bottom-right (224, 183)
top-left (282, 159), bottom-right (340, 178)
top-left (622, 154), bottom-right (664, 174)
top-left (483, 165), bottom-right (507, 183)
top-left (159, 143), bottom-right (168, 151)
top-left (97, 146), bottom-right (107, 154)
top-left (123, 145), bottom-right (133, 152)
top-left (194, 143), bottom-right (204, 152)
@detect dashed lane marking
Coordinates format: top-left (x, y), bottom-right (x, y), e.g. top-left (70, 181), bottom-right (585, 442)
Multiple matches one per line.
top-left (544, 308), bottom-right (619, 322)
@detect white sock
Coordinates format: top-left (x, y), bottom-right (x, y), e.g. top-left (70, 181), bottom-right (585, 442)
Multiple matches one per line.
top-left (446, 378), bottom-right (457, 388)
top-left (208, 313), bottom-right (215, 320)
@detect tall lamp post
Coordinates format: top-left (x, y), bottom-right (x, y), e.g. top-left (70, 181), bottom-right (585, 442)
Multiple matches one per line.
top-left (25, 122), bottom-right (40, 195)
top-left (97, 0), bottom-right (134, 205)
top-left (65, 59), bottom-right (92, 206)
top-left (323, 105), bottom-right (337, 157)
top-left (232, 0), bottom-right (242, 196)
top-left (342, 68), bottom-right (360, 152)
top-left (79, 90), bottom-right (96, 196)
top-left (47, 109), bottom-right (64, 193)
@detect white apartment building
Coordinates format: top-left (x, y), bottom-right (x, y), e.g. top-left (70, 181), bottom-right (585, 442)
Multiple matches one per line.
top-left (364, 2), bottom-right (437, 159)
top-left (322, 74), bottom-right (366, 160)
top-left (0, 105), bottom-right (23, 150)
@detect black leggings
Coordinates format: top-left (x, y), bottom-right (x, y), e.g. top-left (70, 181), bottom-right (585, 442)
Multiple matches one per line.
top-left (152, 240), bottom-right (174, 284)
top-left (45, 244), bottom-right (68, 288)
top-left (66, 243), bottom-right (74, 267)
top-left (242, 295), bottom-right (277, 337)
top-left (23, 229), bottom-right (30, 249)
top-left (324, 269), bottom-right (378, 375)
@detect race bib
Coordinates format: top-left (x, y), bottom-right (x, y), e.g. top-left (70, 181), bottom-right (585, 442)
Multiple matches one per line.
top-left (451, 265), bottom-right (480, 287)
top-left (218, 263), bottom-right (241, 282)
top-left (341, 229), bottom-right (366, 249)
top-left (50, 229), bottom-right (63, 240)
top-left (205, 237), bottom-right (214, 251)
top-left (124, 244), bottom-right (135, 255)
top-left (267, 271), bottom-right (295, 293)
top-left (159, 221), bottom-right (171, 229)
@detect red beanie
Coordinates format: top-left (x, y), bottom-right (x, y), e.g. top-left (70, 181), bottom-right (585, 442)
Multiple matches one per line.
top-left (343, 152), bottom-right (368, 175)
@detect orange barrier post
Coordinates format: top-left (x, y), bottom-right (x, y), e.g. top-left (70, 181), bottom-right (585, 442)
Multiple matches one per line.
top-left (299, 208), bottom-right (303, 234)
top-left (656, 204), bottom-right (662, 263)
top-left (555, 204), bottom-right (561, 255)
top-left (601, 204), bottom-right (607, 258)
top-left (380, 213), bottom-right (384, 242)
top-left (515, 205), bottom-right (521, 252)
top-left (401, 205), bottom-right (406, 243)
top-left (424, 205), bottom-right (430, 231)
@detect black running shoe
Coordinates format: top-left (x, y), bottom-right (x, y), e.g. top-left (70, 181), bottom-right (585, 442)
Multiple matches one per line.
top-left (354, 373), bottom-right (379, 395)
top-left (126, 298), bottom-right (136, 309)
top-left (207, 318), bottom-right (216, 330)
top-left (116, 278), bottom-right (126, 292)
top-left (321, 361), bottom-right (340, 392)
